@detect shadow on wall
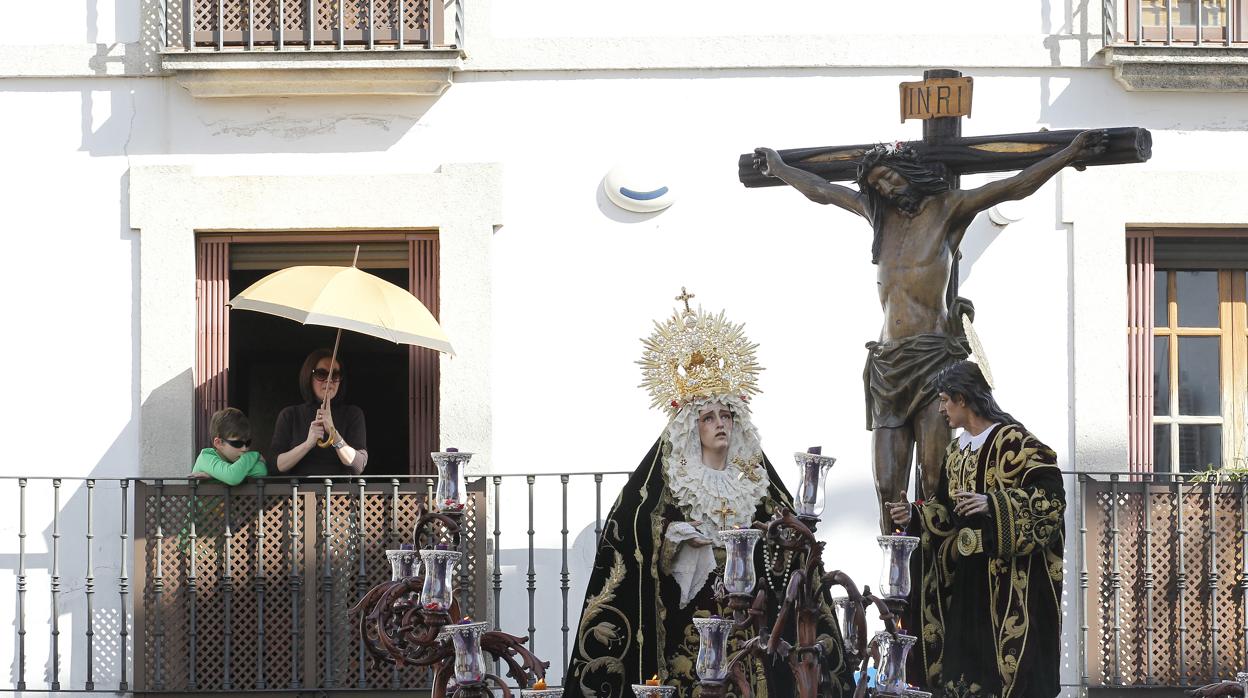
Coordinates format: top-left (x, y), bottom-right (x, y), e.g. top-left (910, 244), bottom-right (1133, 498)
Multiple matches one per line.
top-left (0, 312), bottom-right (150, 690)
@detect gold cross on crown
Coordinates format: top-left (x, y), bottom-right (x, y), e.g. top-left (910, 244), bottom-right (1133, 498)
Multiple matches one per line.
top-left (675, 287), bottom-right (696, 313)
top-left (712, 499), bottom-right (736, 528)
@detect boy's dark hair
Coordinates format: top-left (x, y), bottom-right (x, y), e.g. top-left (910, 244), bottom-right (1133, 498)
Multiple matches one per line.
top-left (210, 407), bottom-right (252, 441)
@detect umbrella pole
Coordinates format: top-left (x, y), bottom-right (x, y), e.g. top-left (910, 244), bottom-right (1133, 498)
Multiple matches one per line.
top-left (316, 327), bottom-right (344, 448)
top-left (324, 327), bottom-right (343, 412)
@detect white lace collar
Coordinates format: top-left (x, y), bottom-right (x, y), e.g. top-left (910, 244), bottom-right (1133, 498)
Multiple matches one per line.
top-left (664, 454), bottom-right (770, 535)
top-left (957, 423), bottom-right (1001, 452)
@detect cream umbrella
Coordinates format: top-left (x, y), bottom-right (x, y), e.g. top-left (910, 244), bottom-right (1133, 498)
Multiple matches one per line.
top-left (229, 248), bottom-right (453, 441)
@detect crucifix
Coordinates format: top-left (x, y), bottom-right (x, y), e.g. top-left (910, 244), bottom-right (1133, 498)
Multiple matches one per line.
top-left (743, 69), bottom-right (1151, 533)
top-left (676, 286), bottom-right (696, 313)
top-left (712, 499), bottom-right (736, 529)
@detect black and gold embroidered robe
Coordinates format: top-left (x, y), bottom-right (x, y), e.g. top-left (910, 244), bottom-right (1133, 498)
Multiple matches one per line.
top-left (906, 424), bottom-right (1064, 698)
top-left (564, 438), bottom-right (856, 698)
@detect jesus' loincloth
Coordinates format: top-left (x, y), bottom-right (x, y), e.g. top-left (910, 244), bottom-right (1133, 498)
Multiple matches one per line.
top-left (863, 332), bottom-right (970, 430)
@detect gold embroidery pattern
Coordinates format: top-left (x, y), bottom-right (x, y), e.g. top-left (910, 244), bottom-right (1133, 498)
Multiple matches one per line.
top-left (571, 551), bottom-right (632, 695)
top-left (916, 426), bottom-right (1063, 698)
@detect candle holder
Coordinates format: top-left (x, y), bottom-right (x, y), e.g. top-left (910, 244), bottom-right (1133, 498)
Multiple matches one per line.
top-left (793, 450), bottom-right (836, 523)
top-left (693, 616), bottom-right (736, 683)
top-left (876, 534), bottom-right (919, 600)
top-left (520, 687), bottom-right (565, 698)
top-left (902, 688), bottom-right (933, 698)
top-left (1238, 672), bottom-right (1248, 697)
top-left (440, 621), bottom-right (490, 686)
top-left (831, 596), bottom-right (861, 658)
top-left (354, 483), bottom-right (550, 698)
top-left (631, 684), bottom-right (676, 698)
top-left (386, 547), bottom-right (420, 581)
top-left (420, 549), bottom-right (462, 618)
top-left (719, 527), bottom-right (763, 609)
top-left (873, 630), bottom-right (917, 696)
top-left (431, 449), bottom-right (472, 513)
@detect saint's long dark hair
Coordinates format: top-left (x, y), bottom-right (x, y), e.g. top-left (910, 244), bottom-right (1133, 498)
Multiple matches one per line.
top-left (933, 360), bottom-right (1020, 428)
top-left (856, 147), bottom-right (951, 264)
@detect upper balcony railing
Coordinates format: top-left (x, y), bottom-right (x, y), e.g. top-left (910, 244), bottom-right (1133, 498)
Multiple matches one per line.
top-left (1106, 0), bottom-right (1246, 46)
top-left (163, 0), bottom-right (462, 52)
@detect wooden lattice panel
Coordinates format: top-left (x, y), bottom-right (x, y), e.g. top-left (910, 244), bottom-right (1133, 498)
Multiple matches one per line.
top-left (1086, 480), bottom-right (1248, 688)
top-left (135, 482), bottom-right (483, 691)
top-left (183, 0), bottom-right (432, 45)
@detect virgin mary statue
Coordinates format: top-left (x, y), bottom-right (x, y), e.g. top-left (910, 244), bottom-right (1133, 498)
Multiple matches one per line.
top-left (563, 293), bottom-right (856, 698)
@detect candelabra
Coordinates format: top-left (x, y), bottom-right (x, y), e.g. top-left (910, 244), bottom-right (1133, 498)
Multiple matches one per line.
top-left (352, 450), bottom-right (549, 698)
top-left (687, 448), bottom-right (919, 698)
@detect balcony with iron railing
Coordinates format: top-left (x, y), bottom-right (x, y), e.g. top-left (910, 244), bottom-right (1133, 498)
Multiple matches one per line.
top-left (1103, 0), bottom-right (1248, 90)
top-left (5, 470), bottom-right (1248, 694)
top-left (159, 0), bottom-right (465, 97)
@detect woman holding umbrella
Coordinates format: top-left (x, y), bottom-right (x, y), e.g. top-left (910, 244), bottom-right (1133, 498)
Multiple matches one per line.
top-left (271, 348), bottom-right (368, 476)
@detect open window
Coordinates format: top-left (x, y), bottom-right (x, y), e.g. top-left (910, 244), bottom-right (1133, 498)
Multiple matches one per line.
top-left (195, 231), bottom-right (441, 475)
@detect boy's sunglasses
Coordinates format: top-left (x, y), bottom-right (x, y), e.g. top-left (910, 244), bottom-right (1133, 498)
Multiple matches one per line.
top-left (224, 438), bottom-right (251, 449)
top-left (311, 368), bottom-right (343, 383)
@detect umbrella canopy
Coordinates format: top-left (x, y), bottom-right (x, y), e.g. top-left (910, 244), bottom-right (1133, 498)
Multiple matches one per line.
top-left (229, 265), bottom-right (454, 355)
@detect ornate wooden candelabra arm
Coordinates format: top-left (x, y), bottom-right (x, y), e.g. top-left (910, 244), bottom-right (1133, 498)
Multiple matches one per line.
top-left (353, 494), bottom-right (549, 698)
top-left (704, 507), bottom-right (904, 698)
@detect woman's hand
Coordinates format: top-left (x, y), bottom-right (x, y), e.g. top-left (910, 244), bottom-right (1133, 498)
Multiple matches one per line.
top-left (317, 408), bottom-right (336, 437)
top-left (306, 414), bottom-right (326, 446)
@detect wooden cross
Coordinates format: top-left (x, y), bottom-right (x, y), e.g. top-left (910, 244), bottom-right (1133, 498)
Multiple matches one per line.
top-left (712, 499), bottom-right (736, 528)
top-left (737, 69), bottom-right (1151, 191)
top-left (675, 287), bottom-right (696, 313)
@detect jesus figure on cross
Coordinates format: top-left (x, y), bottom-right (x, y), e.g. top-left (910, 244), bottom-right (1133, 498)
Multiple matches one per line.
top-left (754, 128), bottom-right (1106, 533)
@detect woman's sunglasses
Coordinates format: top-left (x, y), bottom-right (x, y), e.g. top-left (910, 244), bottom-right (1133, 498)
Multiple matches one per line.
top-left (223, 438), bottom-right (251, 448)
top-left (311, 368), bottom-right (343, 383)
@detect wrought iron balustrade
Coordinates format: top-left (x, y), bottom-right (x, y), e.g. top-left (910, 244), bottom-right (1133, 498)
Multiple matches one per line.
top-left (1082, 473), bottom-right (1248, 688)
top-left (7, 469), bottom-right (1243, 692)
top-left (163, 0), bottom-right (462, 51)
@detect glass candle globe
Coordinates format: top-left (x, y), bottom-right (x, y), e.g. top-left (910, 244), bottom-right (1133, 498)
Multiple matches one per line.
top-left (876, 534), bottom-right (919, 599)
top-left (431, 450), bottom-right (472, 511)
top-left (793, 451), bottom-right (836, 518)
top-left (419, 549), bottom-right (461, 613)
top-left (439, 620), bottom-right (489, 685)
top-left (874, 631), bottom-right (917, 695)
top-left (692, 616), bottom-right (736, 682)
top-left (719, 528), bottom-right (763, 595)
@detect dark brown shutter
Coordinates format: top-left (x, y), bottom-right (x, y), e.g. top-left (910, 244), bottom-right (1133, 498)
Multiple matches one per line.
top-left (195, 240), bottom-right (231, 453)
top-left (409, 236), bottom-right (440, 475)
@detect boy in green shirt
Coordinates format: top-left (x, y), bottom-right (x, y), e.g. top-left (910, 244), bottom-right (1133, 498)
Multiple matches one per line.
top-left (190, 407), bottom-right (267, 485)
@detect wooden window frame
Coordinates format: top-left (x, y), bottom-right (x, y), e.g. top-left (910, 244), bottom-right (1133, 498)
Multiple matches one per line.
top-left (1133, 229), bottom-right (1248, 474)
top-left (1124, 0), bottom-right (1248, 43)
top-left (193, 230), bottom-right (441, 474)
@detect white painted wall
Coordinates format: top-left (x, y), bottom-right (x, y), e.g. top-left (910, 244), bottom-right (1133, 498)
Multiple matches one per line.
top-left (2, 0), bottom-right (1248, 693)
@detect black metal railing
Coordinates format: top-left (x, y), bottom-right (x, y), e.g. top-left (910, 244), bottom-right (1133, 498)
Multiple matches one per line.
top-left (8, 469), bottom-right (1248, 692)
